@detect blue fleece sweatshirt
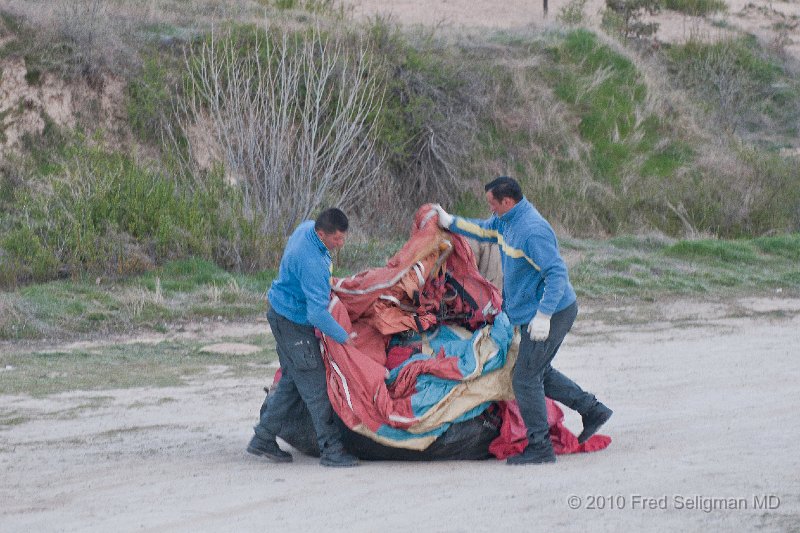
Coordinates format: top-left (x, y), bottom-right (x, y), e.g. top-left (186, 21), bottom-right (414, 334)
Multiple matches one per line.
top-left (448, 198), bottom-right (576, 325)
top-left (267, 220), bottom-right (349, 343)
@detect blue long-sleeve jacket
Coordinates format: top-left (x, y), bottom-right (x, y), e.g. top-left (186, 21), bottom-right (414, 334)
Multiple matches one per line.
top-left (267, 221), bottom-right (349, 343)
top-left (448, 198), bottom-right (576, 325)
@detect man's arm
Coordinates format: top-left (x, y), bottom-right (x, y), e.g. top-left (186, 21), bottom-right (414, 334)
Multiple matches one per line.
top-left (432, 204), bottom-right (499, 243)
top-left (525, 228), bottom-right (569, 316)
top-left (300, 260), bottom-right (350, 344)
top-left (449, 215), bottom-right (501, 244)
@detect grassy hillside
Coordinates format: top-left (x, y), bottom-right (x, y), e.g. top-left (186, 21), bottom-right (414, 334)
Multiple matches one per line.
top-left (1, 0), bottom-right (799, 289)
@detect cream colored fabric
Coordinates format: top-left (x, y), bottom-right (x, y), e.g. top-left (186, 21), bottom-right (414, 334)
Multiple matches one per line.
top-left (468, 239), bottom-right (504, 290)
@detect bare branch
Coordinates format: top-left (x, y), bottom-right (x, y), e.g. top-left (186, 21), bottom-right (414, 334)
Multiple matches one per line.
top-left (169, 24), bottom-right (386, 240)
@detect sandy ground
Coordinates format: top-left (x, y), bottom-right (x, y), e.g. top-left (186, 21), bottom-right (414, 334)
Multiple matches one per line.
top-left (1, 295), bottom-right (799, 532)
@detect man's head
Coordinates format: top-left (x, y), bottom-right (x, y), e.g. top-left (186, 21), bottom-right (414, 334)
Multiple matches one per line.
top-left (315, 208), bottom-right (349, 251)
top-left (484, 176), bottom-right (522, 216)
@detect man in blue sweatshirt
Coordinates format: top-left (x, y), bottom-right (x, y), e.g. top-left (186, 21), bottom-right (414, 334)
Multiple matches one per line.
top-left (247, 208), bottom-right (358, 468)
top-left (433, 177), bottom-right (612, 464)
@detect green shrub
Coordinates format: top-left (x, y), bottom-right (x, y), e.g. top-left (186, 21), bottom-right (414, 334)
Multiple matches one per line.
top-left (24, 67), bottom-right (41, 85)
top-left (0, 11), bottom-right (23, 34)
top-left (127, 55), bottom-right (174, 143)
top-left (552, 30), bottom-right (653, 188)
top-left (663, 0), bottom-right (726, 16)
top-left (736, 149), bottom-right (800, 235)
top-left (0, 226), bottom-right (59, 284)
top-left (0, 132), bottom-right (272, 287)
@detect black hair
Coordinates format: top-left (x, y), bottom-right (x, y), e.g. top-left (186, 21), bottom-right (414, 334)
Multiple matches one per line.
top-left (315, 208), bottom-right (349, 233)
top-left (484, 176), bottom-right (523, 202)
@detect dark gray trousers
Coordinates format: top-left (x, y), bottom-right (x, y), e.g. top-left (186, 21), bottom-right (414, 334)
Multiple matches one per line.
top-left (513, 302), bottom-right (597, 446)
top-left (254, 308), bottom-right (344, 454)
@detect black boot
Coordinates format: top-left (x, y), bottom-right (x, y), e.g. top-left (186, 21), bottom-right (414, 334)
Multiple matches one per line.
top-left (507, 441), bottom-right (556, 465)
top-left (247, 434), bottom-right (293, 463)
top-left (320, 445), bottom-right (359, 468)
top-left (578, 401), bottom-right (613, 444)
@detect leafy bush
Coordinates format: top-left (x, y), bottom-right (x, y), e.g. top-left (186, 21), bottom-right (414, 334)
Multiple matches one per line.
top-left (0, 226), bottom-right (59, 285)
top-left (127, 55), bottom-right (174, 144)
top-left (0, 135), bottom-right (269, 287)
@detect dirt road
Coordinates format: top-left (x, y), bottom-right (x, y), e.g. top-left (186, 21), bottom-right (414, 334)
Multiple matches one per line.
top-left (1, 296), bottom-right (798, 532)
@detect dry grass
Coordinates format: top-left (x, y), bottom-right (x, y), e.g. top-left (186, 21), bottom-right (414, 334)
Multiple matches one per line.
top-left (119, 277), bottom-right (163, 317)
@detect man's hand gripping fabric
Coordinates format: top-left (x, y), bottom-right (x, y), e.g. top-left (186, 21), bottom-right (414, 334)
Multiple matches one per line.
top-left (431, 204), bottom-right (454, 229)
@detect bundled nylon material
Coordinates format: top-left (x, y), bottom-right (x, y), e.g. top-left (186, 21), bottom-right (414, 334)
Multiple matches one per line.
top-left (273, 204), bottom-right (610, 458)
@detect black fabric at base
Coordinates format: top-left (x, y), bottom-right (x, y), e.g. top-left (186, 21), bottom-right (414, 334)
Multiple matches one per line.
top-left (262, 387), bottom-right (500, 461)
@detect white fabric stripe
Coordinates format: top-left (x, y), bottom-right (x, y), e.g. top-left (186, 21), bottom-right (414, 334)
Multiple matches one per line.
top-left (325, 296), bottom-right (355, 411)
top-left (378, 294), bottom-right (417, 312)
top-left (328, 358), bottom-right (354, 411)
top-left (328, 294), bottom-right (340, 313)
top-left (332, 265), bottom-right (414, 295)
top-left (413, 262), bottom-right (425, 286)
top-left (420, 208), bottom-right (437, 229)
top-left (388, 414), bottom-right (419, 423)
